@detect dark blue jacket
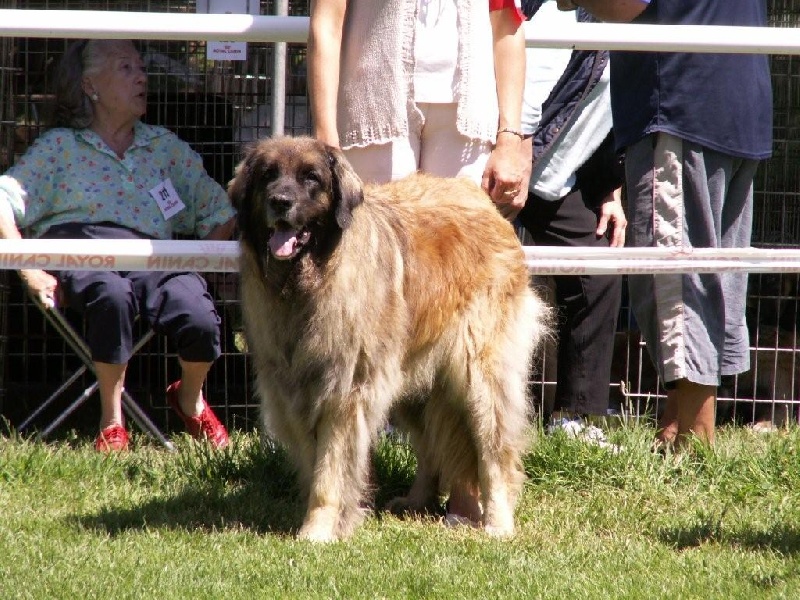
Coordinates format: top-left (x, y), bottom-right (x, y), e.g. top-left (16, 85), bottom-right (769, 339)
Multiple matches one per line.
top-left (522, 2), bottom-right (623, 205)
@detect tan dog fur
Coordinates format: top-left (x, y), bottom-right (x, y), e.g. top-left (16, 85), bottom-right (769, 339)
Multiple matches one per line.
top-left (229, 136), bottom-right (550, 542)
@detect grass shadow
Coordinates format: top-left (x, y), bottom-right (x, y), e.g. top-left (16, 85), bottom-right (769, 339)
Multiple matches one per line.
top-left (67, 435), bottom-right (304, 537)
top-left (658, 520), bottom-right (800, 555)
top-left (70, 479), bottom-right (304, 537)
top-left (66, 431), bottom-right (420, 538)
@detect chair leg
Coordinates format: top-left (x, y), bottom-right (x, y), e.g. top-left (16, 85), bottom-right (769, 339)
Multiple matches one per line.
top-left (18, 364), bottom-right (89, 432)
top-left (122, 391), bottom-right (176, 452)
top-left (28, 380), bottom-right (176, 452)
top-left (40, 381), bottom-right (99, 438)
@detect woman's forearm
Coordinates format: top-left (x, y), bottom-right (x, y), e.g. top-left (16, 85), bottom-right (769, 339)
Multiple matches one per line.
top-left (491, 8), bottom-right (526, 135)
top-left (0, 195), bottom-right (22, 241)
top-left (203, 217), bottom-right (236, 242)
top-left (308, 0), bottom-right (348, 146)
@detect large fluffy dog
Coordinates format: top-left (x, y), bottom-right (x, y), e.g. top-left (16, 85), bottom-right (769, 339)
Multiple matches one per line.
top-left (230, 136), bottom-right (550, 542)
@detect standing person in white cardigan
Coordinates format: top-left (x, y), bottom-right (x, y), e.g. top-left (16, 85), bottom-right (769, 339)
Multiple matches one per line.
top-left (309, 0), bottom-right (528, 215)
top-left (308, 0), bottom-right (528, 526)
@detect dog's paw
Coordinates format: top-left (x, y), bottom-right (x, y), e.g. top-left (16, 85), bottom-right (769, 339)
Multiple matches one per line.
top-left (297, 507), bottom-right (341, 542)
top-left (483, 509), bottom-right (515, 538)
top-left (297, 523), bottom-right (339, 543)
top-left (483, 522), bottom-right (515, 538)
top-left (385, 496), bottom-right (414, 516)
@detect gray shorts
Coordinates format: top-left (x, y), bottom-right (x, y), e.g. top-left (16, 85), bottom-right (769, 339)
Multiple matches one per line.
top-left (625, 132), bottom-right (759, 386)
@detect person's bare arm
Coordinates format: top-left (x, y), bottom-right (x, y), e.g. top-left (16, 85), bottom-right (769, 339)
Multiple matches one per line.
top-left (484, 7), bottom-right (527, 218)
top-left (203, 217), bottom-right (236, 241)
top-left (0, 200), bottom-right (57, 308)
top-left (557, 0), bottom-right (649, 23)
top-left (308, 0), bottom-right (348, 147)
top-left (491, 7), bottom-right (526, 140)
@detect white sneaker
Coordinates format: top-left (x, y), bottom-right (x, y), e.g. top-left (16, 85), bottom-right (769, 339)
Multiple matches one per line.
top-left (547, 417), bottom-right (586, 437)
top-left (547, 417), bottom-right (622, 453)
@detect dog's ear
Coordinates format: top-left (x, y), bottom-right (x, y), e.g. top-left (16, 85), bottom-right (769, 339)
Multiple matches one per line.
top-left (326, 144), bottom-right (364, 230)
top-left (227, 144), bottom-right (256, 212)
top-left (227, 159), bottom-right (248, 212)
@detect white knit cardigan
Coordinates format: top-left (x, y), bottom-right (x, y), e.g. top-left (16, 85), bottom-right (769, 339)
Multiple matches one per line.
top-left (337, 0), bottom-right (499, 149)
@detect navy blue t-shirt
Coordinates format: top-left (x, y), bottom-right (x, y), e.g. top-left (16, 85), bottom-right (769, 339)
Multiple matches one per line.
top-left (610, 0), bottom-right (773, 160)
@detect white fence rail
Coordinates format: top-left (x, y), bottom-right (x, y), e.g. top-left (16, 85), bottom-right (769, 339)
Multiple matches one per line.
top-left (0, 10), bottom-right (799, 54)
top-left (1, 240), bottom-right (800, 276)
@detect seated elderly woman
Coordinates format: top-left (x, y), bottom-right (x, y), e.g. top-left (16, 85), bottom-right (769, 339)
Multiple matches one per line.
top-left (0, 39), bottom-right (235, 451)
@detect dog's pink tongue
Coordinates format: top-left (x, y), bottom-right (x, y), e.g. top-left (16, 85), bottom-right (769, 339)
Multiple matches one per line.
top-left (269, 229), bottom-right (298, 259)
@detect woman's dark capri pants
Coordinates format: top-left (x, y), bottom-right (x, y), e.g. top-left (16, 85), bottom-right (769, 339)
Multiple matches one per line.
top-left (41, 223), bottom-right (221, 364)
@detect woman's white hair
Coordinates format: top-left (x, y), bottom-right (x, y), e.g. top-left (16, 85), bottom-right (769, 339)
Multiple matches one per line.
top-left (51, 39), bottom-right (139, 129)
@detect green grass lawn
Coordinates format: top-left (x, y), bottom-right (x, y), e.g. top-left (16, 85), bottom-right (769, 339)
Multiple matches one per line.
top-left (1, 421), bottom-right (799, 599)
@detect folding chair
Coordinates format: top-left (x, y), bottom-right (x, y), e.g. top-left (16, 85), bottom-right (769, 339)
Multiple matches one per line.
top-left (17, 295), bottom-right (176, 451)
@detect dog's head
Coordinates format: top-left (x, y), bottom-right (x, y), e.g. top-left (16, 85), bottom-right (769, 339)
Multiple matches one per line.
top-left (229, 135), bottom-right (364, 262)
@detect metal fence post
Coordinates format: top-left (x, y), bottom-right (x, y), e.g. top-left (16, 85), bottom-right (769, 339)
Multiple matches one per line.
top-left (272, 0), bottom-right (288, 136)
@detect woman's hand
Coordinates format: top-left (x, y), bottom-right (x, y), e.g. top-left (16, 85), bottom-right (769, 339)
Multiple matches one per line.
top-left (483, 133), bottom-right (530, 221)
top-left (0, 196), bottom-right (58, 307)
top-left (483, 134), bottom-right (527, 220)
top-left (20, 269), bottom-right (58, 309)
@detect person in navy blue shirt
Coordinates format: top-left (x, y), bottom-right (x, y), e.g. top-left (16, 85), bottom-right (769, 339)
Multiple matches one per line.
top-left (566, 0), bottom-right (773, 449)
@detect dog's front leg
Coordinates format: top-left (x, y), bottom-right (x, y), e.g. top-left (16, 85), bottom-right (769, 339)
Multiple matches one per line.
top-left (298, 402), bottom-right (372, 542)
top-left (470, 372), bottom-right (528, 538)
top-left (479, 461), bottom-right (517, 537)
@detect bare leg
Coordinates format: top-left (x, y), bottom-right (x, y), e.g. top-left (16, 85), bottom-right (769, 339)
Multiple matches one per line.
top-left (95, 361), bottom-right (127, 429)
top-left (674, 379), bottom-right (716, 448)
top-left (655, 393), bottom-right (679, 446)
top-left (177, 358), bottom-right (212, 417)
